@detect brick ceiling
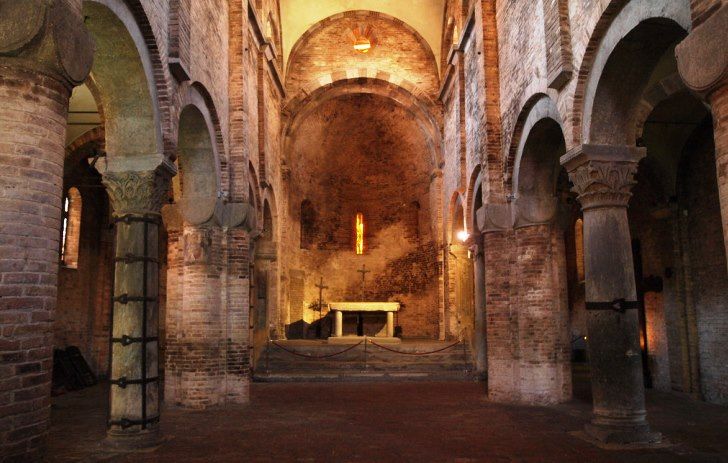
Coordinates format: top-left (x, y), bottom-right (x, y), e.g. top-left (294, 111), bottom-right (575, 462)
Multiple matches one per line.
top-left (280, 0), bottom-right (446, 66)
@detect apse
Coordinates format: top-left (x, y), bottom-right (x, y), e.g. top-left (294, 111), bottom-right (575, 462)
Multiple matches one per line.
top-left (286, 93), bottom-right (439, 339)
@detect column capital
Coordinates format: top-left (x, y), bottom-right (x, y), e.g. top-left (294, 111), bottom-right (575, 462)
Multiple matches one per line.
top-left (0, 0), bottom-right (94, 90)
top-left (560, 144), bottom-right (645, 211)
top-left (675, 4), bottom-right (728, 99)
top-left (102, 165), bottom-right (174, 216)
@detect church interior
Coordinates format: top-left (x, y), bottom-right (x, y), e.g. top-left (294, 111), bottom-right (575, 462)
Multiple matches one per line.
top-left (0, 0), bottom-right (727, 461)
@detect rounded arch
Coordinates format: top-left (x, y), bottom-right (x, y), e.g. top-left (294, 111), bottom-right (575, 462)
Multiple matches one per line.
top-left (508, 94), bottom-right (564, 195)
top-left (286, 10), bottom-right (438, 75)
top-left (262, 188), bottom-right (278, 241)
top-left (82, 0), bottom-right (169, 165)
top-left (447, 192), bottom-right (467, 244)
top-left (248, 161), bottom-right (263, 231)
top-left (284, 77), bottom-right (442, 168)
top-left (174, 104), bottom-right (220, 225)
top-left (466, 165), bottom-right (483, 233)
top-left (572, 0), bottom-right (691, 145)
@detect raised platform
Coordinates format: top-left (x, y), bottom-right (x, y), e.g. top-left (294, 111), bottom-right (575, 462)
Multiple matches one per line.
top-left (253, 339), bottom-right (475, 383)
top-left (327, 335), bottom-right (401, 344)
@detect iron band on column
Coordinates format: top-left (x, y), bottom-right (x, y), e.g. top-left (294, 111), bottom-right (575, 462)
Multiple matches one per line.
top-left (585, 298), bottom-right (640, 313)
top-left (112, 214), bottom-right (161, 225)
top-left (114, 254), bottom-right (159, 264)
top-left (111, 335), bottom-right (159, 346)
top-left (113, 294), bottom-right (158, 304)
top-left (110, 376), bottom-right (160, 389)
top-left (108, 416), bottom-right (160, 430)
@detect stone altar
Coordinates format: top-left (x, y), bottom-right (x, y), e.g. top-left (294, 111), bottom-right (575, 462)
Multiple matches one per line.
top-left (328, 302), bottom-right (400, 343)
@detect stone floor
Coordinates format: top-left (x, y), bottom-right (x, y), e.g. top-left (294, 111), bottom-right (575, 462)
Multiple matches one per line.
top-left (46, 380), bottom-right (728, 462)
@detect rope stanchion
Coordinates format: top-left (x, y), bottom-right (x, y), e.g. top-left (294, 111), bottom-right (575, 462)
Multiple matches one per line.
top-left (271, 340), bottom-right (364, 359)
top-left (366, 338), bottom-right (461, 356)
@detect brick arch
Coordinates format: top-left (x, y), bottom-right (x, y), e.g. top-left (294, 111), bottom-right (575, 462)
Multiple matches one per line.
top-left (446, 191), bottom-right (466, 244)
top-left (570, 0), bottom-right (691, 146)
top-left (634, 72), bottom-right (689, 140)
top-left (65, 127), bottom-right (106, 165)
top-left (287, 10), bottom-right (437, 71)
top-left (117, 0), bottom-right (173, 158)
top-left (283, 76), bottom-right (442, 168)
top-left (465, 165), bottom-right (482, 233)
top-left (174, 82), bottom-right (228, 194)
top-left (286, 10), bottom-right (440, 97)
top-left (83, 0), bottom-right (172, 161)
top-left (505, 94), bottom-right (564, 195)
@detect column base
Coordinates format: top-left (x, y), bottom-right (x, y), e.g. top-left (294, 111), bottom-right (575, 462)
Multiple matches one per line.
top-left (103, 428), bottom-right (164, 453)
top-left (584, 422), bottom-right (661, 445)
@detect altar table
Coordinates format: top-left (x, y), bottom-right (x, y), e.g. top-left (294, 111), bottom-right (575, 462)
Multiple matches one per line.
top-left (328, 302), bottom-right (400, 338)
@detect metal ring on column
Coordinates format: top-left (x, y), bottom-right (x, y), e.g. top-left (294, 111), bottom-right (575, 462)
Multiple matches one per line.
top-left (585, 298), bottom-right (640, 313)
top-left (108, 416), bottom-right (160, 430)
top-left (111, 335), bottom-right (159, 346)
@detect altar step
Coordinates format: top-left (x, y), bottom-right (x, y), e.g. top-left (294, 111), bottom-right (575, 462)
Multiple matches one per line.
top-left (252, 339), bottom-right (476, 382)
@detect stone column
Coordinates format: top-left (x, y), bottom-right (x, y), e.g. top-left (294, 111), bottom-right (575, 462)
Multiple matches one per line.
top-left (102, 167), bottom-right (173, 446)
top-left (386, 312), bottom-right (394, 338)
top-left (470, 236), bottom-right (487, 376)
top-left (0, 1), bottom-right (92, 459)
top-left (561, 145), bottom-right (660, 444)
top-left (334, 311), bottom-right (343, 337)
top-left (676, 4), bottom-right (728, 273)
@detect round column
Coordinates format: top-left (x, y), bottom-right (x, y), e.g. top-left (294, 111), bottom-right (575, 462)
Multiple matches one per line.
top-left (0, 1), bottom-right (92, 459)
top-left (561, 144), bottom-right (660, 444)
top-left (102, 167), bottom-right (173, 447)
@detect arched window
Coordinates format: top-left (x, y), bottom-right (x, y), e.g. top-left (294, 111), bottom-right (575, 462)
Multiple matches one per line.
top-left (355, 212), bottom-right (364, 255)
top-left (61, 187), bottom-right (82, 268)
top-left (575, 218), bottom-right (585, 282)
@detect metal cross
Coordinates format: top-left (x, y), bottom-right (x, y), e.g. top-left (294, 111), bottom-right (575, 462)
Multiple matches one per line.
top-left (357, 264), bottom-right (371, 300)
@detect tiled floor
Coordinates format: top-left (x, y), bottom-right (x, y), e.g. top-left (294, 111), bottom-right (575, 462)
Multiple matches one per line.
top-left (46, 381), bottom-right (728, 462)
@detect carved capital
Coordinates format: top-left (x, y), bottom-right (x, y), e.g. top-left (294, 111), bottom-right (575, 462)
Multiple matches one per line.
top-left (0, 0), bottom-right (94, 89)
top-left (561, 144), bottom-right (645, 211)
top-left (102, 167), bottom-right (173, 216)
top-left (676, 4), bottom-right (728, 99)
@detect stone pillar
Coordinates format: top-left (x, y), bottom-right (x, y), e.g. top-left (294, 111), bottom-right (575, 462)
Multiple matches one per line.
top-left (470, 236), bottom-right (487, 376)
top-left (386, 312), bottom-right (394, 338)
top-left (676, 4), bottom-right (728, 273)
top-left (561, 145), bottom-right (660, 444)
top-left (0, 1), bottom-right (92, 459)
top-left (334, 311), bottom-right (343, 337)
top-left (102, 167), bottom-right (173, 446)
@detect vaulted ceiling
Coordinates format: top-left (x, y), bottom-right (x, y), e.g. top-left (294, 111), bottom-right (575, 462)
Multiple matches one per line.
top-left (280, 0), bottom-right (446, 67)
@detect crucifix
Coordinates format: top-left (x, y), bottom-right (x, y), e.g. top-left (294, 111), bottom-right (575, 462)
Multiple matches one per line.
top-left (315, 277), bottom-right (328, 338)
top-left (357, 264), bottom-right (370, 300)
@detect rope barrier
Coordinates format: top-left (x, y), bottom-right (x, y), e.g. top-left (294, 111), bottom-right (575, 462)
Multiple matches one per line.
top-left (270, 340), bottom-right (364, 359)
top-left (366, 338), bottom-right (461, 356)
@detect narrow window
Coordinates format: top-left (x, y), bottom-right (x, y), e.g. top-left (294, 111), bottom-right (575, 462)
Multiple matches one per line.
top-left (61, 187), bottom-right (82, 268)
top-left (355, 212), bottom-right (364, 255)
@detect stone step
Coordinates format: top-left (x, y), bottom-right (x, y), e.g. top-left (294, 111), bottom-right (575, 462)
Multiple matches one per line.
top-left (253, 339), bottom-right (475, 383)
top-left (254, 370), bottom-right (477, 383)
